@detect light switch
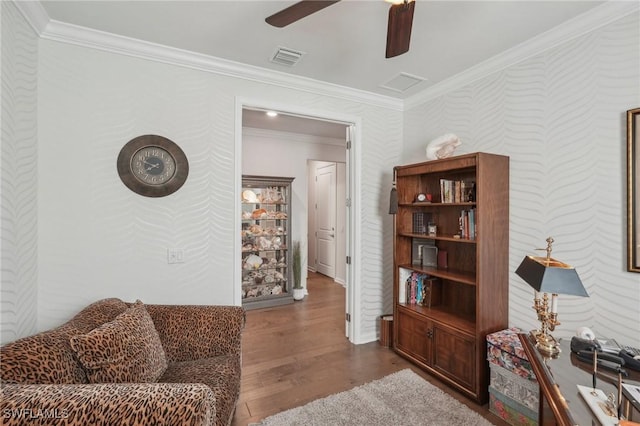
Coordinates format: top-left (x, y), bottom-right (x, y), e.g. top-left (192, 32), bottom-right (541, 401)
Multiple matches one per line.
top-left (167, 248), bottom-right (185, 264)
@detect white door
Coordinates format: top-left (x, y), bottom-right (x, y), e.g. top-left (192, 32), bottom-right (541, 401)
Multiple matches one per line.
top-left (316, 163), bottom-right (336, 278)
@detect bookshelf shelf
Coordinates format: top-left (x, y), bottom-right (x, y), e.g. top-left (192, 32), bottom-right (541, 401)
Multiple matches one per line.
top-left (398, 232), bottom-right (477, 244)
top-left (399, 202), bottom-right (477, 208)
top-left (399, 264), bottom-right (476, 286)
top-left (392, 152), bottom-right (509, 404)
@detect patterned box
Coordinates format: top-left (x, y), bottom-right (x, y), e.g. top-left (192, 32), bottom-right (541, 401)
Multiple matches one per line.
top-left (487, 327), bottom-right (536, 382)
top-left (487, 328), bottom-right (539, 425)
top-left (489, 388), bottom-right (537, 426)
top-left (490, 363), bottom-right (538, 412)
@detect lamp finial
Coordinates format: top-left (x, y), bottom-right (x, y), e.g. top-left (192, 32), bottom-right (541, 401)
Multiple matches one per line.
top-left (545, 237), bottom-right (554, 262)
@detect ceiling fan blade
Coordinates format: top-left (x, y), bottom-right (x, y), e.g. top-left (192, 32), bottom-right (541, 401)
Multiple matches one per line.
top-left (266, 0), bottom-right (341, 28)
top-left (386, 0), bottom-right (415, 58)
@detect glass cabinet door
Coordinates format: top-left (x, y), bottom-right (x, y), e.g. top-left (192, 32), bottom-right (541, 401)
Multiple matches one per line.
top-left (241, 175), bottom-right (294, 309)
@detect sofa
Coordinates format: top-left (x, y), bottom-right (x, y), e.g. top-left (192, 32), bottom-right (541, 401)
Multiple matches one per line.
top-left (0, 298), bottom-right (245, 426)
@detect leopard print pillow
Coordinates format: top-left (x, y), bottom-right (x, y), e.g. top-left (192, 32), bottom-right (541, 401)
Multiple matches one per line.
top-left (69, 300), bottom-right (168, 383)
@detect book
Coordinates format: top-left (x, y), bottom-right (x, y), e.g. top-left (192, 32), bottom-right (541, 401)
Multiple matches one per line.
top-left (437, 250), bottom-right (448, 269)
top-left (405, 272), bottom-right (431, 305)
top-left (439, 179), bottom-right (476, 204)
top-left (468, 209), bottom-right (476, 239)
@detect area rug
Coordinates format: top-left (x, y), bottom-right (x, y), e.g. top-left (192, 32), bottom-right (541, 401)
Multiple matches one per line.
top-left (254, 369), bottom-right (494, 425)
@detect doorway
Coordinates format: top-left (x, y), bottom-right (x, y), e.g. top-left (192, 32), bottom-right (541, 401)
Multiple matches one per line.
top-left (308, 161), bottom-right (347, 286)
top-left (237, 100), bottom-right (358, 342)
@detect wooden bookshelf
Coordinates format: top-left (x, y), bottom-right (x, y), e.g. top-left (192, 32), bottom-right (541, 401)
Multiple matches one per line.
top-left (392, 152), bottom-right (509, 404)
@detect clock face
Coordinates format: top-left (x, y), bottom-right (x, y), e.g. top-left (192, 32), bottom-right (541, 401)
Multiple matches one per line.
top-left (117, 135), bottom-right (189, 197)
top-left (132, 146), bottom-right (176, 185)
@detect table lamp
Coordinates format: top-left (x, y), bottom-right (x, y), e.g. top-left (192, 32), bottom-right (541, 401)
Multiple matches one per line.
top-left (516, 237), bottom-right (589, 356)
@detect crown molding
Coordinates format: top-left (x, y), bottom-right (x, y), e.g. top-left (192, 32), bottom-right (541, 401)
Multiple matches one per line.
top-left (404, 1), bottom-right (640, 110)
top-left (36, 19), bottom-right (403, 112)
top-left (13, 0), bottom-right (49, 35)
top-left (14, 1), bottom-right (638, 113)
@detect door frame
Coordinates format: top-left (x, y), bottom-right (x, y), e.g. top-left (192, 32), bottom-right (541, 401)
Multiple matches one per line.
top-left (235, 97), bottom-right (362, 343)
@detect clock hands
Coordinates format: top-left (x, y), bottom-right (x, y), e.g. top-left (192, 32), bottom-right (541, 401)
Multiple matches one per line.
top-left (143, 159), bottom-right (161, 171)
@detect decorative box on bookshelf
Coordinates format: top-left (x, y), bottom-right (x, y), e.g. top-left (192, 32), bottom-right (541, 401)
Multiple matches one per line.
top-left (411, 238), bottom-right (437, 267)
top-left (412, 212), bottom-right (431, 234)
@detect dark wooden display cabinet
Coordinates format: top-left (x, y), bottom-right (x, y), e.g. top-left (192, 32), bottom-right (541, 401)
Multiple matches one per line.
top-left (392, 152), bottom-right (509, 404)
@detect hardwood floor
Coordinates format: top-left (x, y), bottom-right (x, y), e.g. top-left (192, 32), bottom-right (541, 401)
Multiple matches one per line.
top-left (232, 271), bottom-right (508, 426)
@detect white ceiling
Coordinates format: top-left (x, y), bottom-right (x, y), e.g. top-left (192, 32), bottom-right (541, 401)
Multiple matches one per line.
top-left (40, 0), bottom-right (605, 100)
top-left (37, 0), bottom-right (612, 139)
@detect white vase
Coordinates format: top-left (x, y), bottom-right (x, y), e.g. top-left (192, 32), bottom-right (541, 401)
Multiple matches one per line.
top-left (293, 288), bottom-right (304, 301)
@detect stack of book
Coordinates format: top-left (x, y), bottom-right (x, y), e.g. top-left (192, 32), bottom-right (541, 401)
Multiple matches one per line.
top-left (459, 209), bottom-right (477, 239)
top-left (405, 272), bottom-right (441, 307)
top-left (440, 179), bottom-right (475, 203)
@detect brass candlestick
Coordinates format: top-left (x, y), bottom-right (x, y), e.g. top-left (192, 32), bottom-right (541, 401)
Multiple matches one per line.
top-left (531, 238), bottom-right (561, 355)
top-left (516, 237), bottom-right (588, 357)
top-left (531, 291), bottom-right (561, 356)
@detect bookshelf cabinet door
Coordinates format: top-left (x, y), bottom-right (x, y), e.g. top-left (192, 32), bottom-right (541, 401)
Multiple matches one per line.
top-left (432, 326), bottom-right (475, 390)
top-left (396, 309), bottom-right (432, 366)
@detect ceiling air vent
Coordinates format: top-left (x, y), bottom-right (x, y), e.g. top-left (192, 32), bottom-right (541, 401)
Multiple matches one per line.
top-left (270, 47), bottom-right (305, 67)
top-left (380, 72), bottom-right (426, 93)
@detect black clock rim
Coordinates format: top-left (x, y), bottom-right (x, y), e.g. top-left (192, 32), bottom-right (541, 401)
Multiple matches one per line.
top-left (117, 135), bottom-right (189, 197)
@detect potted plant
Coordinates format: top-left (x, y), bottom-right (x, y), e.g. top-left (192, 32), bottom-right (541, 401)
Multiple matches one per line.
top-left (292, 241), bottom-right (304, 300)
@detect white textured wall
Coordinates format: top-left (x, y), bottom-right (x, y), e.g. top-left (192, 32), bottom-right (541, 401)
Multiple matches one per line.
top-left (36, 40), bottom-right (402, 340)
top-left (1, 2), bottom-right (39, 344)
top-left (404, 12), bottom-right (640, 345)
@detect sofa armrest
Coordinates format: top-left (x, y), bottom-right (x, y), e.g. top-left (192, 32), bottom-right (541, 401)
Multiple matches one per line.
top-left (144, 304), bottom-right (245, 362)
top-left (0, 383), bottom-right (214, 426)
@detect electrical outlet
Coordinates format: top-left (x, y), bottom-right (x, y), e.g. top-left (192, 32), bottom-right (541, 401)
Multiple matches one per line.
top-left (167, 248), bottom-right (185, 264)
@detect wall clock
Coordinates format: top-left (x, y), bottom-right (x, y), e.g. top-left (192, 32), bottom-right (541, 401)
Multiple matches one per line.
top-left (117, 135), bottom-right (189, 197)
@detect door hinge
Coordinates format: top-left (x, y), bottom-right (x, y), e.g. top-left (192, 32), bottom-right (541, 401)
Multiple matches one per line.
top-left (346, 198), bottom-right (351, 207)
top-left (346, 140), bottom-right (351, 150)
top-left (346, 256), bottom-right (351, 265)
top-left (345, 313), bottom-right (351, 322)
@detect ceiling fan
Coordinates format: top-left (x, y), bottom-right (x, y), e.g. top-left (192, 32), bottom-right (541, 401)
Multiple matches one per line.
top-left (265, 0), bottom-right (415, 58)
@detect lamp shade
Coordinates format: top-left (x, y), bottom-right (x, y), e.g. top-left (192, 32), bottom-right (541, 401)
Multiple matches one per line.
top-left (516, 255), bottom-right (588, 297)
